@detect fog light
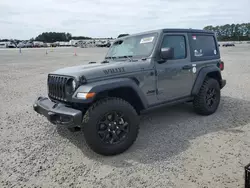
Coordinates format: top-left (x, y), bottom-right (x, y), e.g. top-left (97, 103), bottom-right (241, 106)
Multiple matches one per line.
top-left (76, 92), bottom-right (95, 99)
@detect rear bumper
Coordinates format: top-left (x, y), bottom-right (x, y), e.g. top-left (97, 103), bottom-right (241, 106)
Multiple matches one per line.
top-left (220, 79), bottom-right (226, 89)
top-left (33, 97), bottom-right (82, 128)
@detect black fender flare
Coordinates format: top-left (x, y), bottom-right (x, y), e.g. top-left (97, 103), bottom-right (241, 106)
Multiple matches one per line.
top-left (72, 78), bottom-right (148, 108)
top-left (191, 66), bottom-right (222, 95)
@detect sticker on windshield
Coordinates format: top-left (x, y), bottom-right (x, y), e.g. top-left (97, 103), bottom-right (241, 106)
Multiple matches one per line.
top-left (140, 36), bottom-right (154, 44)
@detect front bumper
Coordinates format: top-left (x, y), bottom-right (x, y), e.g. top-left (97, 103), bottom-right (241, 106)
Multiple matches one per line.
top-left (33, 97), bottom-right (82, 128)
top-left (220, 79), bottom-right (226, 89)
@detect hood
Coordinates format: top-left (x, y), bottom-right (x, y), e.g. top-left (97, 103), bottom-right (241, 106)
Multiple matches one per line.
top-left (50, 59), bottom-right (148, 81)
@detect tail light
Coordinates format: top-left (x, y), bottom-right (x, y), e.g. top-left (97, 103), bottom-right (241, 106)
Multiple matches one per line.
top-left (218, 61), bottom-right (224, 71)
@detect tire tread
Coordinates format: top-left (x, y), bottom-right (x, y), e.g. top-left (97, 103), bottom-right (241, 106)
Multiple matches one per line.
top-left (193, 77), bottom-right (220, 115)
top-left (82, 97), bottom-right (139, 156)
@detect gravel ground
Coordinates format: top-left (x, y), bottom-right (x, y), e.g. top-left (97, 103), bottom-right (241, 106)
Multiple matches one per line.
top-left (0, 45), bottom-right (250, 188)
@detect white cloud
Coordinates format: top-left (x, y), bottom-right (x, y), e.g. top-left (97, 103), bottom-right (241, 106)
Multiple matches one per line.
top-left (0, 0), bottom-right (249, 39)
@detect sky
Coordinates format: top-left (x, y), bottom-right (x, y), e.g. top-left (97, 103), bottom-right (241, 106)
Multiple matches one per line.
top-left (0, 0), bottom-right (250, 39)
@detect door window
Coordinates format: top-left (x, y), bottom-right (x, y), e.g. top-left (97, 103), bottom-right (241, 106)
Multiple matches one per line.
top-left (161, 35), bottom-right (186, 59)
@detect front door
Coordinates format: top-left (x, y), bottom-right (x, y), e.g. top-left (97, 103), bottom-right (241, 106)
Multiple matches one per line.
top-left (156, 33), bottom-right (195, 102)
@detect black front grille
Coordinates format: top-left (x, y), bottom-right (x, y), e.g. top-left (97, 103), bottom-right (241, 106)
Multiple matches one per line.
top-left (47, 75), bottom-right (69, 101)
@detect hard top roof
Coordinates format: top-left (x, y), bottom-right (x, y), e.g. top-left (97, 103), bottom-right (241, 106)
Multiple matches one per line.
top-left (162, 28), bottom-right (214, 34)
top-left (116, 28), bottom-right (215, 39)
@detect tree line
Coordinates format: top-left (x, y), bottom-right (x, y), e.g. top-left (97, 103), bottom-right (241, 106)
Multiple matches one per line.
top-left (0, 32), bottom-right (116, 43)
top-left (1, 23), bottom-right (250, 42)
top-left (0, 32), bottom-right (94, 43)
top-left (203, 23), bottom-right (250, 41)
top-left (34, 32), bottom-right (92, 43)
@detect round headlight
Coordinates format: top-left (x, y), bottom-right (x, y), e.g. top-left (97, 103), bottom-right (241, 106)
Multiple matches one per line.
top-left (66, 78), bottom-right (77, 94)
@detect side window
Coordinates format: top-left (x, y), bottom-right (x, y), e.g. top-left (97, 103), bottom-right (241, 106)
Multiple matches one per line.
top-left (191, 35), bottom-right (217, 57)
top-left (161, 35), bottom-right (186, 59)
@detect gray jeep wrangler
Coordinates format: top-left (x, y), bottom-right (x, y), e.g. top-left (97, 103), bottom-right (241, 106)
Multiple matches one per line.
top-left (33, 28), bottom-right (226, 156)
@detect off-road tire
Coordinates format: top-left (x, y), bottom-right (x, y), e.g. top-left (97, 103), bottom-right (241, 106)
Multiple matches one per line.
top-left (193, 77), bottom-right (221, 115)
top-left (82, 97), bottom-right (140, 156)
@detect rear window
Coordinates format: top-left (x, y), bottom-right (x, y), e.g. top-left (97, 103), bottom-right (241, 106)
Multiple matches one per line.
top-left (191, 35), bottom-right (218, 58)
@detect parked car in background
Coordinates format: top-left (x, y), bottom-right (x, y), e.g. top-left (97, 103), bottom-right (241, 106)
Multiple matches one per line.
top-left (0, 42), bottom-right (8, 48)
top-left (7, 42), bottom-right (16, 48)
top-left (50, 43), bottom-right (58, 47)
top-left (222, 43), bottom-right (235, 47)
top-left (96, 40), bottom-right (111, 47)
top-left (17, 42), bottom-right (25, 48)
top-left (24, 42), bottom-right (34, 48)
top-left (17, 41), bottom-right (34, 48)
top-left (0, 41), bottom-right (16, 48)
top-left (33, 41), bottom-right (44, 48)
top-left (43, 43), bottom-right (48, 48)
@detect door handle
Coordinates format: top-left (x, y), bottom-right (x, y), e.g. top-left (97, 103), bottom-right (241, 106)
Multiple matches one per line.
top-left (182, 65), bottom-right (192, 70)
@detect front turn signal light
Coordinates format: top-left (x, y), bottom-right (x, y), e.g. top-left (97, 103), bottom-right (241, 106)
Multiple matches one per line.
top-left (76, 92), bottom-right (95, 99)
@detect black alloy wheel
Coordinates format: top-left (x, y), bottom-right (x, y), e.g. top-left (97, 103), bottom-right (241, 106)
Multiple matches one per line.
top-left (193, 77), bottom-right (221, 115)
top-left (205, 88), bottom-right (217, 108)
top-left (97, 111), bottom-right (129, 145)
top-left (82, 97), bottom-right (140, 156)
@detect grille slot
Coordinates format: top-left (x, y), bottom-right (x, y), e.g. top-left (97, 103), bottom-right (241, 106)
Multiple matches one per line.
top-left (47, 75), bottom-right (69, 101)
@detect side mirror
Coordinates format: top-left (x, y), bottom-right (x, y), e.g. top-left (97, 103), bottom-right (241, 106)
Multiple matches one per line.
top-left (160, 47), bottom-right (174, 60)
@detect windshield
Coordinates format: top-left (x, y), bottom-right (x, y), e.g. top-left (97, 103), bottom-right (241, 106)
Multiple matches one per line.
top-left (106, 32), bottom-right (158, 59)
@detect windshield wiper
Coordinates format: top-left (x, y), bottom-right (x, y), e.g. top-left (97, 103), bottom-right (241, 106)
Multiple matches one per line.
top-left (105, 56), bottom-right (117, 60)
top-left (102, 56), bottom-right (118, 63)
top-left (105, 55), bottom-right (137, 62)
top-left (101, 60), bottom-right (109, 64)
top-left (117, 55), bottom-right (133, 61)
